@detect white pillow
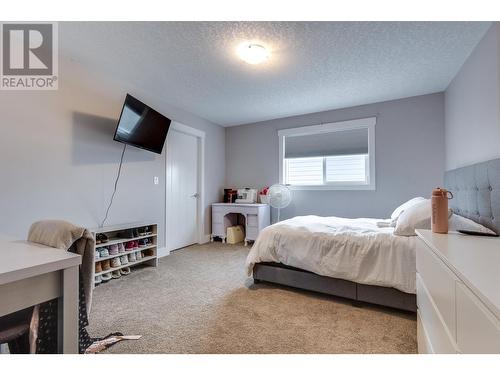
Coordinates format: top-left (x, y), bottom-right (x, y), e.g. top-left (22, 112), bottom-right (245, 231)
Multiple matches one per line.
top-left (390, 197), bottom-right (426, 224)
top-left (449, 214), bottom-right (496, 234)
top-left (394, 199), bottom-right (431, 236)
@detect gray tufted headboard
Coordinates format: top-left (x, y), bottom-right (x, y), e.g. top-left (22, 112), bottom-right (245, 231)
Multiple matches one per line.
top-left (445, 158), bottom-right (500, 234)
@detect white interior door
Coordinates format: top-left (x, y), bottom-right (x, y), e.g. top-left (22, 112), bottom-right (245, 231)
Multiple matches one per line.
top-left (166, 129), bottom-right (199, 251)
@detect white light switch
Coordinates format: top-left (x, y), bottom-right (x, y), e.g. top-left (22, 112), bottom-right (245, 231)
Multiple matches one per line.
top-left (154, 176), bottom-right (159, 185)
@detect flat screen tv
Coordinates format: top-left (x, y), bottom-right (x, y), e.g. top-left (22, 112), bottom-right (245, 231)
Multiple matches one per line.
top-left (113, 94), bottom-right (171, 154)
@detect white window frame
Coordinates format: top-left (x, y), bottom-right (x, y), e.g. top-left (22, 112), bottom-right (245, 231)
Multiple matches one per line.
top-left (278, 117), bottom-right (376, 190)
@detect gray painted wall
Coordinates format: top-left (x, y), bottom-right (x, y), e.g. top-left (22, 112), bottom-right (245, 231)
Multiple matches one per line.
top-left (226, 93), bottom-right (445, 220)
top-left (0, 56), bottom-right (225, 246)
top-left (445, 23), bottom-right (500, 170)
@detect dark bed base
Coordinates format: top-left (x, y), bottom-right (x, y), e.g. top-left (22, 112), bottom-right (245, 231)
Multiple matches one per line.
top-left (253, 262), bottom-right (416, 312)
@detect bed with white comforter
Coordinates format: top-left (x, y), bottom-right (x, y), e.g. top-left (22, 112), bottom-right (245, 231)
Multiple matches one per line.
top-left (246, 215), bottom-right (416, 294)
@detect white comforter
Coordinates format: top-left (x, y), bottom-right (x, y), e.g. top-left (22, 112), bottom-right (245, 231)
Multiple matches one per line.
top-left (246, 215), bottom-right (416, 294)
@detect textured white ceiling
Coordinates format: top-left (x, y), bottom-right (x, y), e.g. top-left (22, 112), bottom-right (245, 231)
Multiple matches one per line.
top-left (60, 22), bottom-right (491, 126)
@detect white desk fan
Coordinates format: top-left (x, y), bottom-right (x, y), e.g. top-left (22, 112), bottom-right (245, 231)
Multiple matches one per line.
top-left (267, 184), bottom-right (292, 222)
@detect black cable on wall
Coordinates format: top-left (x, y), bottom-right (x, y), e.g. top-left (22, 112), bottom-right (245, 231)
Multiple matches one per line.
top-left (99, 143), bottom-right (127, 228)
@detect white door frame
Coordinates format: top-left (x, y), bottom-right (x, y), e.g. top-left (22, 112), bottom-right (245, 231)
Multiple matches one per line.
top-left (164, 121), bottom-right (205, 255)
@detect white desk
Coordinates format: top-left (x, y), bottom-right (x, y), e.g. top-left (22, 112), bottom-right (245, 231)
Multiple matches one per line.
top-left (0, 238), bottom-right (81, 353)
top-left (211, 203), bottom-right (270, 245)
top-left (416, 230), bottom-right (500, 354)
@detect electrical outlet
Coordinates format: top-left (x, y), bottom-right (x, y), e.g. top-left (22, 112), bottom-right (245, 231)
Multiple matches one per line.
top-left (154, 176), bottom-right (159, 185)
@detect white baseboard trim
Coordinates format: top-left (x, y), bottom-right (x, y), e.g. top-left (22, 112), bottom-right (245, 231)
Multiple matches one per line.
top-left (199, 234), bottom-right (211, 244)
top-left (159, 235), bottom-right (210, 257)
top-left (157, 247), bottom-right (170, 258)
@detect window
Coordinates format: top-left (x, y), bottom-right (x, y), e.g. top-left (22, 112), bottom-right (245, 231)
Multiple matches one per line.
top-left (278, 117), bottom-right (375, 190)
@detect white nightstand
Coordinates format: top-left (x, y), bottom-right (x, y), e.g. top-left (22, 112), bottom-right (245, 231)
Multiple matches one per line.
top-left (415, 229), bottom-right (500, 354)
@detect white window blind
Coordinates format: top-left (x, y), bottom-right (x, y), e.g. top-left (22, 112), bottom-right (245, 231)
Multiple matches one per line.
top-left (284, 128), bottom-right (368, 158)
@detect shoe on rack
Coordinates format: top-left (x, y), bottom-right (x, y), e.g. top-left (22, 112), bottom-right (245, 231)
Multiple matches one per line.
top-left (118, 243), bottom-right (125, 253)
top-left (133, 240), bottom-right (139, 250)
top-left (136, 251), bottom-right (142, 261)
top-left (94, 275), bottom-right (102, 285)
top-left (118, 229), bottom-right (135, 239)
top-left (109, 244), bottom-right (119, 255)
top-left (96, 233), bottom-right (108, 244)
top-left (138, 227), bottom-right (147, 236)
top-left (101, 259), bottom-right (111, 271)
top-left (119, 255), bottom-right (128, 265)
top-left (95, 262), bottom-right (103, 273)
top-left (99, 247), bottom-right (109, 258)
top-left (133, 228), bottom-right (140, 237)
top-left (95, 250), bottom-right (100, 260)
top-left (128, 252), bottom-right (136, 263)
top-left (111, 270), bottom-right (121, 279)
top-left (138, 239), bottom-right (147, 248)
top-left (101, 272), bottom-right (112, 282)
top-left (120, 267), bottom-right (131, 275)
top-left (110, 257), bottom-right (121, 268)
top-left (125, 241), bottom-right (134, 251)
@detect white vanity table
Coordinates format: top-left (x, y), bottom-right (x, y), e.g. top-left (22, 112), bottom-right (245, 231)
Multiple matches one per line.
top-left (416, 229), bottom-right (500, 354)
top-left (211, 203), bottom-right (270, 245)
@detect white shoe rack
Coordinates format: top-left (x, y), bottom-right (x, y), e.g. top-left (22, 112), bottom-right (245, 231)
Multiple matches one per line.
top-left (92, 222), bottom-right (158, 287)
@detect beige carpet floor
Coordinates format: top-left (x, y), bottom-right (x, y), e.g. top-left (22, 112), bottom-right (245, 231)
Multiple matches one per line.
top-left (88, 242), bottom-right (417, 353)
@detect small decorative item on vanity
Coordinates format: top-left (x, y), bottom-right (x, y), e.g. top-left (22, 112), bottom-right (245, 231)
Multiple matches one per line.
top-left (431, 187), bottom-right (453, 233)
top-left (259, 186), bottom-right (270, 204)
top-left (235, 188), bottom-right (258, 203)
top-left (223, 188), bottom-right (238, 203)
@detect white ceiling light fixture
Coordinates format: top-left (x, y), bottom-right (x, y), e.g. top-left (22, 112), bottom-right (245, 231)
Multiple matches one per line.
top-left (237, 43), bottom-right (270, 65)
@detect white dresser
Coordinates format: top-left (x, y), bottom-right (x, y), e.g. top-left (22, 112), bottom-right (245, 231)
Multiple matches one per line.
top-left (416, 229), bottom-right (500, 354)
top-left (211, 203), bottom-right (270, 245)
